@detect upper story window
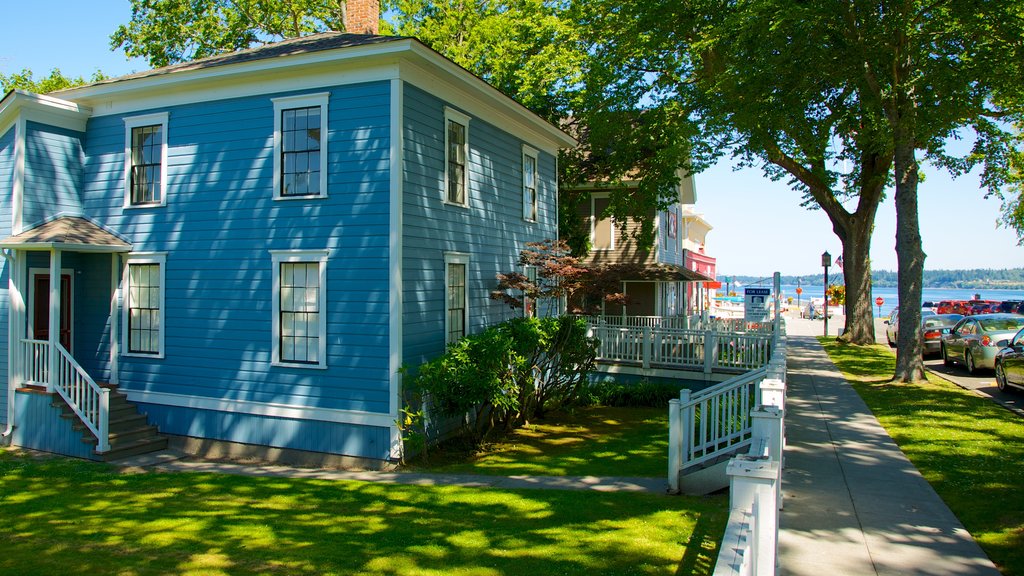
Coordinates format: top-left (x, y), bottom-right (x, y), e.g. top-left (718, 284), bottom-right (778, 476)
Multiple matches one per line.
top-left (123, 113), bottom-right (169, 208)
top-left (273, 93), bottom-right (329, 200)
top-left (591, 194), bottom-right (614, 251)
top-left (122, 253), bottom-right (166, 358)
top-left (522, 145), bottom-right (539, 222)
top-left (271, 250), bottom-right (329, 368)
top-left (444, 107), bottom-right (471, 207)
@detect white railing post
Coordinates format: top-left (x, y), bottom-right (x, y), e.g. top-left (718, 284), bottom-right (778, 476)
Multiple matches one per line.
top-left (642, 326), bottom-right (652, 369)
top-left (97, 388), bottom-right (111, 452)
top-left (726, 456), bottom-right (780, 576)
top-left (703, 330), bottom-right (715, 374)
top-left (751, 406), bottom-right (784, 511)
top-left (668, 397), bottom-right (682, 493)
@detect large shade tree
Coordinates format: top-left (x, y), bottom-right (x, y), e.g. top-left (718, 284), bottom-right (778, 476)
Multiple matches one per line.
top-left (574, 1), bottom-right (892, 345)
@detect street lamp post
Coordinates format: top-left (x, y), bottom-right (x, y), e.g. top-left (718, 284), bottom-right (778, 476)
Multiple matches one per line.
top-left (822, 251), bottom-right (832, 337)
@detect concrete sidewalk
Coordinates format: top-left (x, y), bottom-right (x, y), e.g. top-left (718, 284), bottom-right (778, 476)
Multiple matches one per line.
top-left (780, 318), bottom-right (999, 575)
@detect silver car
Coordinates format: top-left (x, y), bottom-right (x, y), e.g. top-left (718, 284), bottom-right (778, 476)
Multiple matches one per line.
top-left (942, 314), bottom-right (1024, 374)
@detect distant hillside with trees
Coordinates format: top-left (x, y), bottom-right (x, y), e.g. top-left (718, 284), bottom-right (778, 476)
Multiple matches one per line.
top-left (729, 268), bottom-right (1024, 290)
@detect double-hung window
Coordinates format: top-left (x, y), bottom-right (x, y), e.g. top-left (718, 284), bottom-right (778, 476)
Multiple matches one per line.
top-left (444, 107), bottom-right (470, 207)
top-left (123, 113), bottom-right (169, 207)
top-left (272, 250), bottom-right (329, 368)
top-left (273, 93), bottom-right (329, 199)
top-left (122, 253), bottom-right (166, 357)
top-left (522, 145), bottom-right (539, 222)
top-left (523, 265), bottom-right (537, 318)
top-left (444, 252), bottom-right (470, 345)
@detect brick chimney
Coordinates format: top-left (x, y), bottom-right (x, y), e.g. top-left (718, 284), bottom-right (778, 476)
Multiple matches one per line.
top-left (344, 0), bottom-right (380, 35)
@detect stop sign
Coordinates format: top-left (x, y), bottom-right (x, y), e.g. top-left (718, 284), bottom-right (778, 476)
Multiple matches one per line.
top-left (875, 296), bottom-right (884, 307)
top-left (796, 287), bottom-right (803, 295)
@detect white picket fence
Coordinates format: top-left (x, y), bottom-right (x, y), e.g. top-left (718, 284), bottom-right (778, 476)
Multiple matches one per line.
top-left (588, 322), bottom-right (774, 374)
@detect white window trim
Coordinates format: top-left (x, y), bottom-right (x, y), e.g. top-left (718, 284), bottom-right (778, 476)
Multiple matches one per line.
top-left (123, 112), bottom-right (169, 208)
top-left (272, 92), bottom-right (330, 201)
top-left (522, 145), bottom-right (539, 223)
top-left (443, 106), bottom-right (471, 208)
top-left (523, 264), bottom-right (537, 318)
top-left (444, 251), bottom-right (470, 345)
top-left (590, 192), bottom-right (615, 251)
top-left (271, 249), bottom-right (329, 369)
top-left (121, 252), bottom-right (167, 359)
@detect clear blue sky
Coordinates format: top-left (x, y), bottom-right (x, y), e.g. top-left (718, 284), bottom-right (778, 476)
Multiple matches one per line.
top-left (3, 1), bottom-right (1022, 277)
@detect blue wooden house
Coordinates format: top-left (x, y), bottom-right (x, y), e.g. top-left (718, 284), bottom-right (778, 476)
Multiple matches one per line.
top-left (0, 29), bottom-right (573, 464)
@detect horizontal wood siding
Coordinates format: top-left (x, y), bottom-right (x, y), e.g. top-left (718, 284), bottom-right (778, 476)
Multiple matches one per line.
top-left (23, 122), bottom-right (84, 228)
top-left (658, 204), bottom-right (684, 266)
top-left (79, 81), bottom-right (393, 416)
top-left (577, 194), bottom-right (657, 266)
top-left (138, 403), bottom-right (391, 459)
top-left (12, 390), bottom-right (96, 459)
top-left (0, 129), bottom-right (13, 425)
top-left (401, 84), bottom-right (558, 368)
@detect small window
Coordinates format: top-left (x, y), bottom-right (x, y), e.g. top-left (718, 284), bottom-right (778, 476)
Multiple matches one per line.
top-left (122, 254), bottom-right (166, 357)
top-left (273, 93), bottom-right (329, 200)
top-left (123, 113), bottom-right (169, 207)
top-left (522, 146), bottom-right (539, 222)
top-left (445, 252), bottom-right (470, 344)
top-left (272, 250), bottom-right (329, 368)
top-left (591, 195), bottom-right (614, 250)
top-left (444, 107), bottom-right (471, 207)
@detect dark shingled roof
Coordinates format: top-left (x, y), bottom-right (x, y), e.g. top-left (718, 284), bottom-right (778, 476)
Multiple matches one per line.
top-left (66, 32), bottom-right (408, 89)
top-left (0, 216), bottom-right (131, 251)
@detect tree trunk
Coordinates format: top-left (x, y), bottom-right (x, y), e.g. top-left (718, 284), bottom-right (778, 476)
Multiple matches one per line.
top-left (893, 128), bottom-right (927, 382)
top-left (838, 218), bottom-right (875, 344)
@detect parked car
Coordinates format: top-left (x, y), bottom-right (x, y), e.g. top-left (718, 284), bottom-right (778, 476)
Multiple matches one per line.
top-left (964, 300), bottom-right (1001, 315)
top-left (885, 310), bottom-right (957, 354)
top-left (941, 314), bottom-right (1024, 374)
top-left (997, 300), bottom-right (1023, 314)
top-left (922, 301), bottom-right (937, 314)
top-left (995, 328), bottom-right (1024, 392)
top-left (936, 300), bottom-right (964, 314)
top-left (921, 314), bottom-right (964, 357)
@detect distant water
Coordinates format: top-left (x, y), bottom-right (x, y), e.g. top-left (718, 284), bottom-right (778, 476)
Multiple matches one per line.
top-left (770, 284), bottom-right (1024, 317)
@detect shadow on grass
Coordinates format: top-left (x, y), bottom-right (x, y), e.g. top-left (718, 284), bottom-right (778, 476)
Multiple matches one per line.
top-left (0, 452), bottom-right (727, 576)
top-left (417, 406), bottom-right (669, 478)
top-left (818, 338), bottom-right (1024, 575)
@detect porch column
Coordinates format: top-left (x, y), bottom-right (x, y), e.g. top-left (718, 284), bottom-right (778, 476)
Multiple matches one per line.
top-left (109, 253), bottom-right (119, 385)
top-left (5, 250), bottom-right (24, 427)
top-left (47, 248), bottom-right (61, 392)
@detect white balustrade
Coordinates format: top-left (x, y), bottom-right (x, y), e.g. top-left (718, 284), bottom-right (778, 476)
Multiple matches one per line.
top-left (21, 339), bottom-right (49, 385)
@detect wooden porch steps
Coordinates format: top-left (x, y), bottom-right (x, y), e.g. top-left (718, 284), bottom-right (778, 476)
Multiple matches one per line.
top-left (50, 384), bottom-right (168, 461)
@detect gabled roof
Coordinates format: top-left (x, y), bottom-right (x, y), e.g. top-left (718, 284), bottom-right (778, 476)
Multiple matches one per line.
top-left (0, 216), bottom-right (132, 252)
top-left (73, 32), bottom-right (403, 88)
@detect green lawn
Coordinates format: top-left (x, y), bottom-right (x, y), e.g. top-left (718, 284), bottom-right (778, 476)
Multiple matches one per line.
top-left (414, 406), bottom-right (669, 478)
top-left (819, 338), bottom-right (1024, 576)
top-left (0, 450), bottom-right (724, 576)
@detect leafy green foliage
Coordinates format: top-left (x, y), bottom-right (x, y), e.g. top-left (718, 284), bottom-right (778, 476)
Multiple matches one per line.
top-left (410, 316), bottom-right (597, 442)
top-left (821, 338), bottom-right (1024, 574)
top-left (110, 0), bottom-right (389, 68)
top-left (584, 379), bottom-right (685, 408)
top-left (0, 68), bottom-right (104, 94)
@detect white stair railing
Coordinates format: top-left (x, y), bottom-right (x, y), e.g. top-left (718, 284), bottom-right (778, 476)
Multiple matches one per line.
top-left (51, 343), bottom-right (110, 453)
top-left (21, 339), bottom-right (49, 385)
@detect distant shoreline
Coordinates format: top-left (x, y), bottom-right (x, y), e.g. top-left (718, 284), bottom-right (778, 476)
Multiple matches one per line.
top-left (728, 268), bottom-right (1024, 291)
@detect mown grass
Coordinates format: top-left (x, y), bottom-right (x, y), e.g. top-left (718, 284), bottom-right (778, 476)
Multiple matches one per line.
top-left (414, 406), bottom-right (669, 478)
top-left (0, 450), bottom-right (724, 576)
top-left (819, 338), bottom-right (1024, 576)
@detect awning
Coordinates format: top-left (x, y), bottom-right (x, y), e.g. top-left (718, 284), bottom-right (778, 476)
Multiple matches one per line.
top-left (0, 216), bottom-right (132, 252)
top-left (588, 262), bottom-right (714, 283)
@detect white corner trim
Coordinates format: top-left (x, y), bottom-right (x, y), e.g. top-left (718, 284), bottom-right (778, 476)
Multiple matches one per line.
top-left (122, 389), bottom-right (398, 428)
top-left (12, 116), bottom-right (25, 235)
top-left (123, 112), bottom-right (169, 208)
top-left (272, 92), bottom-right (330, 200)
top-left (388, 78), bottom-right (404, 422)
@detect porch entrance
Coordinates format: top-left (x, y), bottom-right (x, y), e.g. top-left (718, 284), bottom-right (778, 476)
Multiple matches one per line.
top-left (32, 272), bottom-right (72, 350)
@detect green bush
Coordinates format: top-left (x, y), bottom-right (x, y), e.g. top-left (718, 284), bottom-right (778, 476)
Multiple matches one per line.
top-left (409, 315), bottom-right (597, 442)
top-left (587, 378), bottom-right (685, 407)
